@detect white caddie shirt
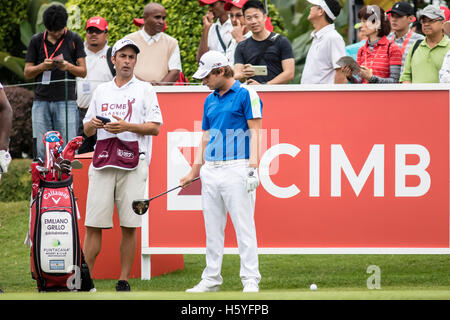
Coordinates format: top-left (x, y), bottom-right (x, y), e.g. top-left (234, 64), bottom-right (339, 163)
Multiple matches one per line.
top-left (301, 23), bottom-right (346, 84)
top-left (76, 43), bottom-right (114, 109)
top-left (83, 76), bottom-right (163, 165)
top-left (208, 18), bottom-right (233, 55)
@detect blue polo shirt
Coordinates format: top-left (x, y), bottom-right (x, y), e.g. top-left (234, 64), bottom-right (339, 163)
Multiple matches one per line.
top-left (202, 80), bottom-right (263, 161)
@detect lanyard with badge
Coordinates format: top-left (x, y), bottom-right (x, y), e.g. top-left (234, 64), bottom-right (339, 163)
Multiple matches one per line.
top-left (391, 29), bottom-right (413, 56)
top-left (41, 29), bottom-right (67, 85)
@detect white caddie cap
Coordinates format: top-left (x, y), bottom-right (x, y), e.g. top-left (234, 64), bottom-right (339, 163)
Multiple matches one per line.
top-left (193, 50), bottom-right (230, 79)
top-left (307, 0), bottom-right (337, 21)
top-left (111, 38), bottom-right (140, 57)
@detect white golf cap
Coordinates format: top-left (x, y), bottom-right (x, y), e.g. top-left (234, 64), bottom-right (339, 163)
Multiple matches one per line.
top-left (111, 38), bottom-right (140, 57)
top-left (193, 50), bottom-right (230, 79)
top-left (307, 0), bottom-right (337, 21)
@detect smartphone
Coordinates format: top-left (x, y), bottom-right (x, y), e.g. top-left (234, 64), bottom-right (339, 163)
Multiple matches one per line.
top-left (96, 115), bottom-right (111, 124)
top-left (251, 65), bottom-right (268, 76)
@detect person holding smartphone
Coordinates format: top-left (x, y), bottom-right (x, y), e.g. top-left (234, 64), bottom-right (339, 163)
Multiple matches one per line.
top-left (234, 0), bottom-right (294, 85)
top-left (82, 38), bottom-right (163, 292)
top-left (24, 4), bottom-right (86, 161)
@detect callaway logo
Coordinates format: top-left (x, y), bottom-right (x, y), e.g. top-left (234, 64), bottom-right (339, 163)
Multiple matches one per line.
top-left (45, 134), bottom-right (60, 142)
top-left (52, 197), bottom-right (61, 205)
top-left (98, 151), bottom-right (109, 158)
top-left (43, 190), bottom-right (69, 200)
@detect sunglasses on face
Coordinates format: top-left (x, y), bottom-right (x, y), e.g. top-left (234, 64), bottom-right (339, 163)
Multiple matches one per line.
top-left (86, 28), bottom-right (106, 34)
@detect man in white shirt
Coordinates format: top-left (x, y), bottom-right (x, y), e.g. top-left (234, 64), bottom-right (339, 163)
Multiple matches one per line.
top-left (197, 0), bottom-right (233, 61)
top-left (301, 0), bottom-right (347, 84)
top-left (126, 2), bottom-right (182, 85)
top-left (225, 0), bottom-right (252, 65)
top-left (76, 16), bottom-right (114, 153)
top-left (82, 38), bottom-right (163, 292)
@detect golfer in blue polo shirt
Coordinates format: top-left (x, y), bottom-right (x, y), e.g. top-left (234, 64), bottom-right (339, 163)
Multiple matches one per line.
top-left (180, 50), bottom-right (263, 293)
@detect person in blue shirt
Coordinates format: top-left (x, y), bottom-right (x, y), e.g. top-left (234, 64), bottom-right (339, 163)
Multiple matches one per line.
top-left (180, 50), bottom-right (262, 293)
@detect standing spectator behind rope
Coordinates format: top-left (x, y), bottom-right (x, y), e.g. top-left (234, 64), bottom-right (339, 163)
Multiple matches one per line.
top-left (24, 4), bottom-right (86, 160)
top-left (400, 5), bottom-right (450, 83)
top-left (343, 5), bottom-right (402, 84)
top-left (234, 0), bottom-right (295, 84)
top-left (225, 0), bottom-right (252, 66)
top-left (387, 2), bottom-right (424, 74)
top-left (126, 3), bottom-right (181, 85)
top-left (197, 0), bottom-right (233, 61)
top-left (301, 0), bottom-right (347, 84)
top-left (76, 16), bottom-right (114, 154)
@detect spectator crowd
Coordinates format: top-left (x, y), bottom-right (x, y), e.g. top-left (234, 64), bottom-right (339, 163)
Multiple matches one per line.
top-left (19, 0), bottom-right (450, 157)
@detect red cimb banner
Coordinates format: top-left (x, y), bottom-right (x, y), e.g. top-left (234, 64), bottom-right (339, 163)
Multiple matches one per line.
top-left (142, 85), bottom-right (450, 254)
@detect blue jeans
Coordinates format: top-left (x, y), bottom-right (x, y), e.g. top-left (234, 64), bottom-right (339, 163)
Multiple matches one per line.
top-left (32, 100), bottom-right (79, 161)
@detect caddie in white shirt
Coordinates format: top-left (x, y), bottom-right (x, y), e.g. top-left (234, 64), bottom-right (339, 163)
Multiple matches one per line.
top-left (82, 38), bottom-right (163, 292)
top-left (301, 0), bottom-right (347, 84)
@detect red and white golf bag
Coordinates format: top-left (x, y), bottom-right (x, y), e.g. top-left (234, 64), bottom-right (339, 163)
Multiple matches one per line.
top-left (27, 131), bottom-right (93, 292)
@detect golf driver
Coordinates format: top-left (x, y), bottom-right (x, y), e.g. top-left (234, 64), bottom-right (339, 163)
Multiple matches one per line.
top-left (132, 177), bottom-right (200, 215)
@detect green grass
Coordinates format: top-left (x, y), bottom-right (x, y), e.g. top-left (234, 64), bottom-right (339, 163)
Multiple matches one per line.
top-left (1, 200), bottom-right (450, 300)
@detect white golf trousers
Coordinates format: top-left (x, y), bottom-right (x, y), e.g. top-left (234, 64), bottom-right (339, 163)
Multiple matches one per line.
top-left (199, 159), bottom-right (261, 287)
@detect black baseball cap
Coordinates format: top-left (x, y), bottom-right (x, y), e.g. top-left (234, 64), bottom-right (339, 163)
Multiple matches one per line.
top-left (387, 1), bottom-right (414, 16)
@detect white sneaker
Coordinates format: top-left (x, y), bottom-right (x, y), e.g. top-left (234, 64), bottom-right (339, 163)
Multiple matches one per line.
top-left (243, 281), bottom-right (259, 293)
top-left (185, 281), bottom-right (220, 293)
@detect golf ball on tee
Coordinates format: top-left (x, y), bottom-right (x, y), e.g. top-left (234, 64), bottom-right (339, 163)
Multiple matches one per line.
top-left (310, 283), bottom-right (317, 291)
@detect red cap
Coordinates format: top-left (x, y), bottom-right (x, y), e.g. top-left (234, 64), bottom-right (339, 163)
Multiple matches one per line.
top-left (265, 16), bottom-right (273, 32)
top-left (133, 18), bottom-right (144, 27)
top-left (441, 6), bottom-right (450, 21)
top-left (86, 16), bottom-right (108, 31)
top-left (199, 0), bottom-right (222, 6)
top-left (224, 0), bottom-right (247, 10)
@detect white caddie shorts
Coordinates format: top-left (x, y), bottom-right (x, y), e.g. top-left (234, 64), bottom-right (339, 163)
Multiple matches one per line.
top-left (85, 159), bottom-right (148, 228)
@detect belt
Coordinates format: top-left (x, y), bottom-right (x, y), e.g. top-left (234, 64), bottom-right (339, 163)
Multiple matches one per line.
top-left (205, 159), bottom-right (248, 166)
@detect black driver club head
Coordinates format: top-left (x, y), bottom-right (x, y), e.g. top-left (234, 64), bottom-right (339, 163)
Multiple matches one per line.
top-left (132, 199), bottom-right (150, 215)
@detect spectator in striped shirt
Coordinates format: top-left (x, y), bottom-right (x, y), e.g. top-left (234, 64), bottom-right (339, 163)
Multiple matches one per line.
top-left (386, 2), bottom-right (424, 73)
top-left (343, 5), bottom-right (402, 84)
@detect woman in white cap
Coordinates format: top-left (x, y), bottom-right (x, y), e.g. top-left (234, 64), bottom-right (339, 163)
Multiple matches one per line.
top-left (181, 50), bottom-right (262, 293)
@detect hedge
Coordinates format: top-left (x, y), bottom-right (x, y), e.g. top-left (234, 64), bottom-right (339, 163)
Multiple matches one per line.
top-left (0, 0), bottom-right (28, 56)
top-left (65, 0), bottom-right (285, 81)
top-left (4, 86), bottom-right (34, 159)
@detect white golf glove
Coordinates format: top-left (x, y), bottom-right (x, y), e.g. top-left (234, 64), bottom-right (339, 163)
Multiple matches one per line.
top-left (0, 150), bottom-right (11, 173)
top-left (246, 167), bottom-right (259, 193)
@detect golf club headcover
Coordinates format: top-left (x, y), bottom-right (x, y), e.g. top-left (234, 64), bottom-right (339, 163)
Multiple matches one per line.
top-left (62, 136), bottom-right (84, 161)
top-left (42, 131), bottom-right (63, 169)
